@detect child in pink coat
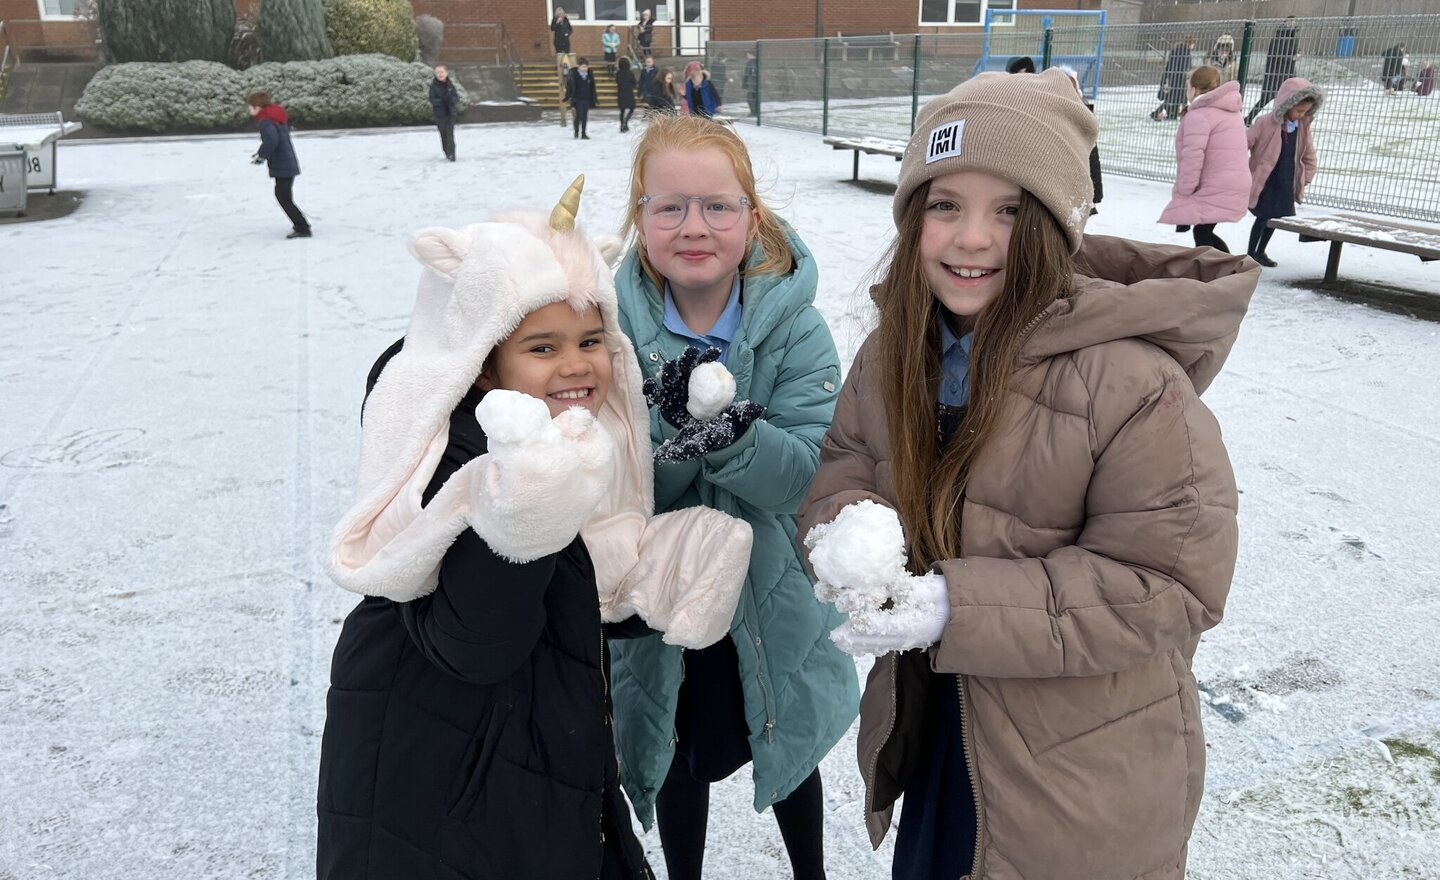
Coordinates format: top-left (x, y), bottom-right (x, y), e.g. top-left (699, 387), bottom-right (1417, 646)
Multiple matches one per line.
top-left (1246, 77), bottom-right (1325, 267)
top-left (1158, 66), bottom-right (1250, 252)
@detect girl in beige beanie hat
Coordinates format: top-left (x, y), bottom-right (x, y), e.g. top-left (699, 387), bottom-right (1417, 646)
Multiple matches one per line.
top-left (799, 69), bottom-right (1262, 879)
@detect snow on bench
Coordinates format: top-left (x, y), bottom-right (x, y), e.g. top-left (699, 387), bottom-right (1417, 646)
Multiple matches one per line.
top-left (1267, 213), bottom-right (1440, 283)
top-left (823, 135), bottom-right (906, 182)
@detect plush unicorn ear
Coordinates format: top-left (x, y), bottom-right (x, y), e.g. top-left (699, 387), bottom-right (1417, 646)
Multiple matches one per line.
top-left (593, 234), bottom-right (624, 266)
top-left (408, 227), bottom-right (471, 280)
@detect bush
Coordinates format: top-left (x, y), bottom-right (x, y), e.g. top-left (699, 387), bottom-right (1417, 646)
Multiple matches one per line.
top-left (98, 0), bottom-right (235, 63)
top-left (229, 14), bottom-right (263, 70)
top-left (75, 61), bottom-right (247, 131)
top-left (415, 14), bottom-right (443, 67)
top-left (261, 0), bottom-right (333, 63)
top-left (325, 0), bottom-right (419, 62)
top-left (75, 55), bottom-right (467, 133)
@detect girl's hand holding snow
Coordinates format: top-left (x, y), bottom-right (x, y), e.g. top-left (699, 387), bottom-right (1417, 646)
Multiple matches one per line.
top-left (829, 573), bottom-right (949, 656)
top-left (805, 500), bottom-right (950, 655)
top-left (654, 400), bottom-right (765, 462)
top-left (644, 346), bottom-right (723, 428)
top-left (468, 390), bottom-right (614, 562)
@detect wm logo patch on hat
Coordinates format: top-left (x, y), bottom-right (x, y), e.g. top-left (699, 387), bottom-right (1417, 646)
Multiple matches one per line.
top-left (926, 120), bottom-right (964, 164)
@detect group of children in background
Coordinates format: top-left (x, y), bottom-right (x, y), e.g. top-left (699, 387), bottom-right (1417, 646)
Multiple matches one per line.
top-left (315, 64), bottom-right (1262, 880)
top-left (1158, 62), bottom-right (1323, 266)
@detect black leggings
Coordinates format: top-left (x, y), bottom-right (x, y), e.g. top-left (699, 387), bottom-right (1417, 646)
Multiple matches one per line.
top-left (619, 106), bottom-right (634, 129)
top-left (1248, 218), bottom-right (1276, 256)
top-left (273, 177), bottom-right (309, 233)
top-left (1193, 223), bottom-right (1230, 253)
top-left (657, 761), bottom-right (827, 880)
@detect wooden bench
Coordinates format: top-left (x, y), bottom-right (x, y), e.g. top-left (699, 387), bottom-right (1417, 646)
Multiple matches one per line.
top-left (823, 135), bottom-right (905, 183)
top-left (1267, 213), bottom-right (1440, 282)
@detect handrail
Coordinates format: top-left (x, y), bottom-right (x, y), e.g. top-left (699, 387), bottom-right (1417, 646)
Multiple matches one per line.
top-left (0, 21), bottom-right (14, 103)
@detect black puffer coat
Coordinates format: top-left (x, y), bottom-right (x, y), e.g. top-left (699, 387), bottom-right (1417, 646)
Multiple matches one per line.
top-left (316, 342), bottom-right (651, 880)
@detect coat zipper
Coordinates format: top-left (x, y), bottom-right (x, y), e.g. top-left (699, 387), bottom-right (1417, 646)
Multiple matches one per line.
top-left (863, 656), bottom-right (901, 816)
top-left (957, 674), bottom-right (985, 880)
top-left (742, 615), bottom-right (777, 743)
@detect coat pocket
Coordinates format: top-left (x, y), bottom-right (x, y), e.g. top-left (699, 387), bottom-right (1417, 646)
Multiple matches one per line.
top-left (446, 691), bottom-right (513, 818)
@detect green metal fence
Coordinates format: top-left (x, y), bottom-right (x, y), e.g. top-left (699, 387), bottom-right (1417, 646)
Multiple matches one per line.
top-left (712, 14), bottom-right (1440, 224)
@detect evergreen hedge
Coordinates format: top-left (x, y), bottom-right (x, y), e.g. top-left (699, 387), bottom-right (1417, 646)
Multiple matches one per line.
top-left (75, 55), bottom-right (468, 133)
top-left (325, 0), bottom-right (420, 63)
top-left (260, 0), bottom-right (333, 63)
top-left (98, 0), bottom-right (235, 64)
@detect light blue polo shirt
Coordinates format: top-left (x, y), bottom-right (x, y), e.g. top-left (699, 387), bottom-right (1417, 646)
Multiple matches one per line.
top-left (938, 315), bottom-right (973, 407)
top-left (662, 276), bottom-right (743, 364)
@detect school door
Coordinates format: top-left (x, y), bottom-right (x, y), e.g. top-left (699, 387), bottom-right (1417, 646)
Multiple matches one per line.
top-left (676, 0), bottom-right (709, 55)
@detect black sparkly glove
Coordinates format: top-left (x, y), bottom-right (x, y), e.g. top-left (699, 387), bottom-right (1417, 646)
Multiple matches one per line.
top-left (643, 346), bottom-right (722, 429)
top-left (655, 401), bottom-right (765, 462)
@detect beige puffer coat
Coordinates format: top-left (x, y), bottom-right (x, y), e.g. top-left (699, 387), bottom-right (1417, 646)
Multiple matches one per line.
top-left (798, 235), bottom-right (1259, 880)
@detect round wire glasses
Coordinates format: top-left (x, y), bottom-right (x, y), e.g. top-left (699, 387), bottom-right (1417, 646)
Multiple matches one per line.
top-left (636, 194), bottom-right (752, 231)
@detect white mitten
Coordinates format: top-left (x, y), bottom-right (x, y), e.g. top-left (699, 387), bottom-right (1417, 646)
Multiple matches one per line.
top-left (805, 500), bottom-right (910, 614)
top-left (468, 390), bottom-right (614, 562)
top-left (830, 572), bottom-right (949, 656)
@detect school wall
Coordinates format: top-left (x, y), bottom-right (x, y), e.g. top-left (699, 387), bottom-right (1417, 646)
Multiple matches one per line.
top-left (1139, 0), bottom-right (1440, 24)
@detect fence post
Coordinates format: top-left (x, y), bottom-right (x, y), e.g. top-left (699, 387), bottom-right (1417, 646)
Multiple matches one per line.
top-left (1042, 26), bottom-right (1053, 70)
top-left (911, 34), bottom-right (922, 136)
top-left (1236, 20), bottom-right (1256, 102)
top-left (822, 38), bottom-right (831, 136)
top-left (755, 41), bottom-right (763, 126)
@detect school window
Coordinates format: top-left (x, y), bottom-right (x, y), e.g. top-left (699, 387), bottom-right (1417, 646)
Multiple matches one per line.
top-left (38, 0), bottom-right (84, 18)
top-left (551, 1), bottom-right (642, 23)
top-left (919, 0), bottom-right (1015, 26)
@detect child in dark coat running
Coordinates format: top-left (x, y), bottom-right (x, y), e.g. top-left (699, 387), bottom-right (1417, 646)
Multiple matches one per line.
top-left (616, 57), bottom-right (638, 133)
top-left (247, 91), bottom-right (310, 239)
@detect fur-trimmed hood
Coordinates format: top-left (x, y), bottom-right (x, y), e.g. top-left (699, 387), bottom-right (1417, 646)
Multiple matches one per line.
top-left (1269, 76), bottom-right (1325, 122)
top-left (326, 179), bottom-right (752, 648)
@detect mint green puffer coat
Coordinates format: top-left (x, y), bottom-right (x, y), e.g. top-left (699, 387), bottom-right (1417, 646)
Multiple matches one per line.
top-left (610, 226), bottom-right (860, 826)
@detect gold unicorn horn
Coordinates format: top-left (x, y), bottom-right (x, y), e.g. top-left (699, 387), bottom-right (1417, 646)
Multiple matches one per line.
top-left (549, 174), bottom-right (585, 232)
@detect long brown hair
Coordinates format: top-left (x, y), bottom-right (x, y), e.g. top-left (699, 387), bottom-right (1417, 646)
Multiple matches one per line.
top-left (621, 115), bottom-right (792, 292)
top-left (876, 182), bottom-right (1075, 569)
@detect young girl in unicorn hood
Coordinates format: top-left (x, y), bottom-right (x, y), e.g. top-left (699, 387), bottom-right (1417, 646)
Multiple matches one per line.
top-left (317, 176), bottom-right (751, 880)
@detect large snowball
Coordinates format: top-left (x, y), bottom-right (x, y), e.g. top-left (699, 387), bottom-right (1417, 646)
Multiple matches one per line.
top-left (687, 361), bottom-right (736, 421)
top-left (475, 390), bottom-right (552, 445)
top-left (805, 500), bottom-right (909, 609)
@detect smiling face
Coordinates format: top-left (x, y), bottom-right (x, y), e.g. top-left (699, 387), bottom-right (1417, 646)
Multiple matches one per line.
top-left (918, 171), bottom-right (1020, 320)
top-left (638, 147), bottom-right (756, 311)
top-left (479, 302), bottom-right (611, 418)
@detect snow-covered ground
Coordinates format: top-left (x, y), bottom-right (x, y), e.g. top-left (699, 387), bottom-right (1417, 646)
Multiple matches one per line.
top-left (2, 116), bottom-right (1438, 880)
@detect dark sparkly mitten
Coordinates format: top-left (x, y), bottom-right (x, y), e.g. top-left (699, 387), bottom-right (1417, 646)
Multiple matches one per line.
top-left (643, 346), bottom-right (722, 428)
top-left (655, 401), bottom-right (765, 462)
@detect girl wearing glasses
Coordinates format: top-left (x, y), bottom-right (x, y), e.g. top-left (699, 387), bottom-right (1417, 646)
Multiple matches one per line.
top-left (608, 115), bottom-right (859, 880)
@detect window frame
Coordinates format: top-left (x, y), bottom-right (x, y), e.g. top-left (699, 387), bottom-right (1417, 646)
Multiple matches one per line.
top-left (37, 0), bottom-right (85, 21)
top-left (917, 0), bottom-right (1016, 28)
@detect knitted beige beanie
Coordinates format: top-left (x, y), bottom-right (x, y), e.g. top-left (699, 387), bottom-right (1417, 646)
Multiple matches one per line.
top-left (894, 68), bottom-right (1099, 253)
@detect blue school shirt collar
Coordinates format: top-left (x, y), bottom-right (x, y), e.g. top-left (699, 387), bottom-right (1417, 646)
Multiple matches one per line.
top-left (663, 276), bottom-right (743, 363)
top-left (938, 314), bottom-right (973, 407)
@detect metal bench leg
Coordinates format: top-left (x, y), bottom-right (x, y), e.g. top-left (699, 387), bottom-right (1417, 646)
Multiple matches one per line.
top-left (1325, 240), bottom-right (1343, 283)
top-left (852, 151), bottom-right (860, 182)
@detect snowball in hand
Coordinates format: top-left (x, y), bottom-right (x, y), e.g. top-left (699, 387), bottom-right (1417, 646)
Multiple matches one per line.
top-left (686, 361), bottom-right (737, 421)
top-left (475, 390), bottom-right (554, 445)
top-left (804, 500), bottom-right (910, 610)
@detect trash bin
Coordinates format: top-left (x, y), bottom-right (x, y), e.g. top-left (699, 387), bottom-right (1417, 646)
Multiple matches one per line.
top-left (0, 145), bottom-right (29, 216)
top-left (1337, 31), bottom-right (1357, 58)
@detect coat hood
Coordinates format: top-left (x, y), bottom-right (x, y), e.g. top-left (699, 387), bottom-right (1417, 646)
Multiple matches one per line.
top-left (1026, 234), bottom-right (1259, 394)
top-left (326, 177), bottom-right (751, 649)
top-left (254, 103), bottom-right (288, 125)
top-left (1190, 79), bottom-right (1242, 114)
top-left (1270, 77), bottom-right (1325, 121)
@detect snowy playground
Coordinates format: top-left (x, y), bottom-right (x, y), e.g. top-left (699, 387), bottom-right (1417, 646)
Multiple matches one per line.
top-left (1, 119), bottom-right (1438, 879)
